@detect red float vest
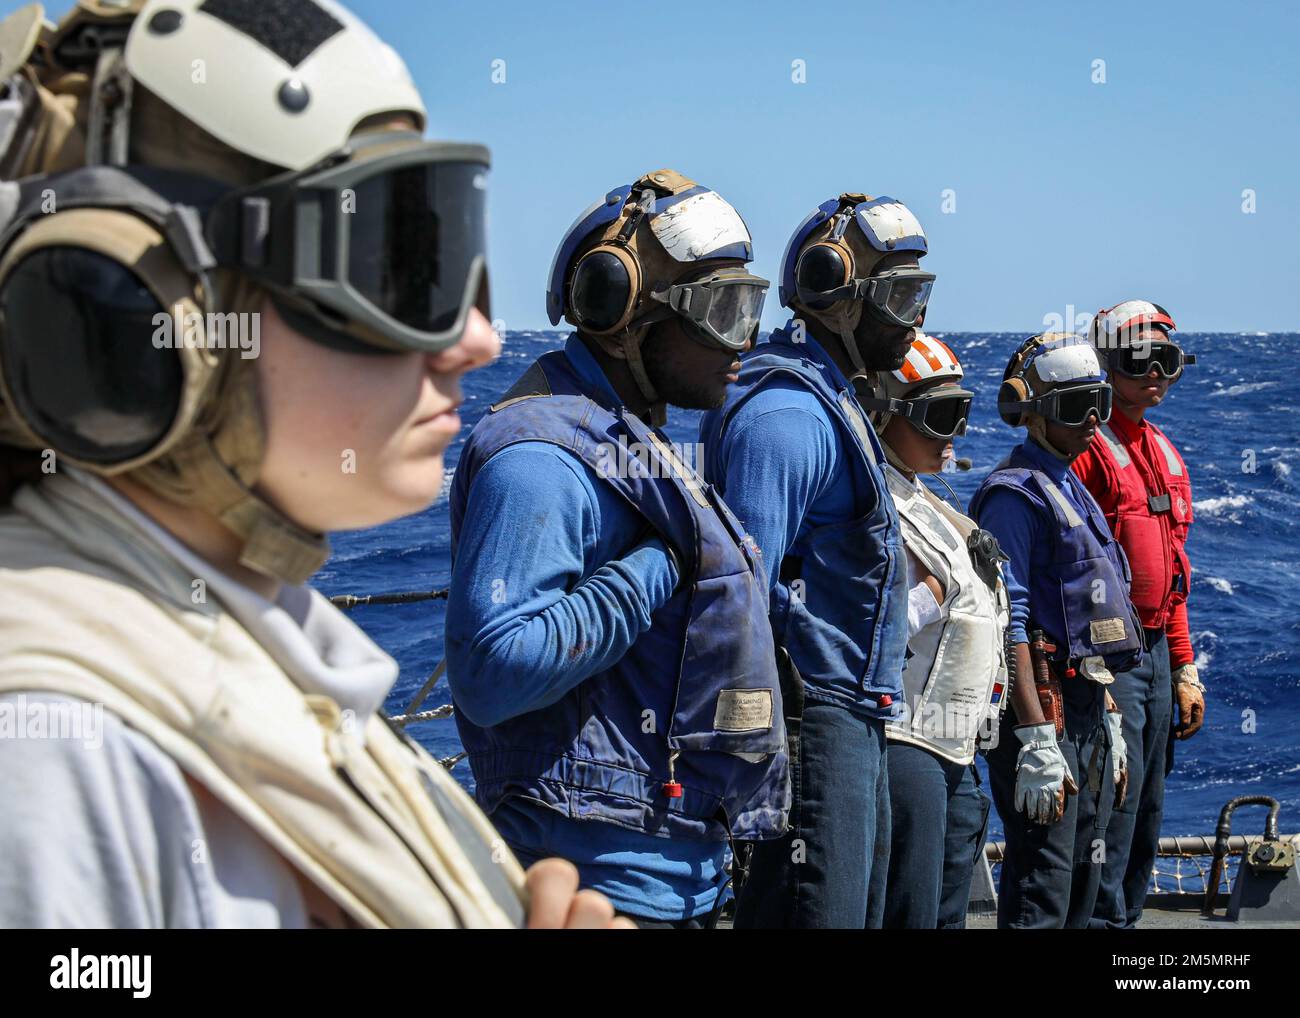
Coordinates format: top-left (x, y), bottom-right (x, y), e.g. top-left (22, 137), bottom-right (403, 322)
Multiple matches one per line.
top-left (1073, 414), bottom-right (1193, 630)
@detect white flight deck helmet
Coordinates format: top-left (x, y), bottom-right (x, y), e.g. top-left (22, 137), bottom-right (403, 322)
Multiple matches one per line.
top-left (545, 168), bottom-right (768, 425)
top-left (779, 193), bottom-right (934, 375)
top-left (997, 333), bottom-right (1112, 456)
top-left (862, 331), bottom-right (973, 443)
top-left (0, 0), bottom-right (479, 584)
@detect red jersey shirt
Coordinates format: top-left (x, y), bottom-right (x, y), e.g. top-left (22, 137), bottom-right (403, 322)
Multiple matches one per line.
top-left (1073, 410), bottom-right (1195, 669)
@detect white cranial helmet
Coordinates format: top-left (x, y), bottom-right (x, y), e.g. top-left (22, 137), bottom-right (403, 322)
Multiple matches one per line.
top-left (125, 0), bottom-right (426, 170)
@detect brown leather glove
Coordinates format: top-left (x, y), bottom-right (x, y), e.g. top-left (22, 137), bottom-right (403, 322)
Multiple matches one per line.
top-left (1172, 665), bottom-right (1205, 740)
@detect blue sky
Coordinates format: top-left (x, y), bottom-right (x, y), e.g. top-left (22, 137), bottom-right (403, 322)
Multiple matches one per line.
top-left (14, 1), bottom-right (1299, 332)
top-left (345, 0), bottom-right (1298, 333)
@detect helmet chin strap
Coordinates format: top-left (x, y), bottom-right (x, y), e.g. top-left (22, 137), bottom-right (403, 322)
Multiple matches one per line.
top-left (818, 298), bottom-right (869, 375)
top-left (1027, 412), bottom-right (1073, 462)
top-left (619, 327), bottom-right (667, 427)
top-left (880, 437), bottom-right (914, 475)
top-left (130, 358), bottom-right (330, 586)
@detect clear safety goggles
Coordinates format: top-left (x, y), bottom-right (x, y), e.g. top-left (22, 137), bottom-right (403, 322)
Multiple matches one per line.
top-left (208, 133), bottom-right (490, 353)
top-left (1112, 340), bottom-right (1196, 381)
top-left (860, 387), bottom-right (974, 440)
top-left (818, 267), bottom-right (934, 328)
top-left (648, 268), bottom-right (769, 351)
top-left (1014, 382), bottom-right (1114, 427)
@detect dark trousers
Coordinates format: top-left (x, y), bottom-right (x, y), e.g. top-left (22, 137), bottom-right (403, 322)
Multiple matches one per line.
top-left (1091, 632), bottom-right (1172, 929)
top-left (734, 702), bottom-right (891, 928)
top-left (986, 677), bottom-right (1115, 928)
top-left (883, 741), bottom-right (991, 928)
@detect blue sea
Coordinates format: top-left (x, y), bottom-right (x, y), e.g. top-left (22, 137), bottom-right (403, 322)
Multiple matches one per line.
top-left (318, 330), bottom-right (1300, 848)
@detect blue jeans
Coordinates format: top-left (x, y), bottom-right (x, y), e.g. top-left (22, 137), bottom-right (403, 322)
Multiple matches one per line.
top-left (884, 741), bottom-right (991, 928)
top-left (1091, 632), bottom-right (1172, 929)
top-left (734, 702), bottom-right (891, 928)
top-left (986, 677), bottom-right (1115, 928)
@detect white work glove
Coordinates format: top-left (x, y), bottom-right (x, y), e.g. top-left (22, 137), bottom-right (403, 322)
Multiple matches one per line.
top-left (1106, 706), bottom-right (1129, 807)
top-left (1014, 723), bottom-right (1077, 825)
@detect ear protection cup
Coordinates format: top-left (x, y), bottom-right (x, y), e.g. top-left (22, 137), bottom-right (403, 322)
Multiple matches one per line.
top-left (997, 376), bottom-right (1031, 427)
top-left (0, 247), bottom-right (177, 464)
top-left (0, 208), bottom-right (219, 472)
top-left (794, 240), bottom-right (852, 310)
top-left (568, 245), bottom-right (641, 333)
top-left (996, 335), bottom-right (1045, 427)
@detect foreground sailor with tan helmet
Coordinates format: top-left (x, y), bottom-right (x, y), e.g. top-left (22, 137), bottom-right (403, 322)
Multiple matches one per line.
top-left (0, 0), bottom-right (632, 929)
top-left (444, 169), bottom-right (788, 927)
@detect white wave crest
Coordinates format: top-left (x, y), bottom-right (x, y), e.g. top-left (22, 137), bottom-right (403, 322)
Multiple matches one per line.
top-left (1192, 494), bottom-right (1250, 516)
top-left (1203, 577), bottom-right (1235, 595)
top-left (1209, 381), bottom-right (1279, 398)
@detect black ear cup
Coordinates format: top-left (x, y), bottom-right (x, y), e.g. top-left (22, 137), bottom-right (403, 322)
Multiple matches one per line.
top-left (794, 243), bottom-right (848, 310)
top-left (0, 246), bottom-right (178, 464)
top-left (569, 249), bottom-right (633, 332)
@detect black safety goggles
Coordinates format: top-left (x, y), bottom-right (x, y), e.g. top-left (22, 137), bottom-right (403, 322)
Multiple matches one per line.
top-left (208, 133), bottom-right (490, 354)
top-left (859, 388), bottom-right (974, 440)
top-left (1041, 382), bottom-right (1113, 426)
top-left (1112, 340), bottom-right (1196, 380)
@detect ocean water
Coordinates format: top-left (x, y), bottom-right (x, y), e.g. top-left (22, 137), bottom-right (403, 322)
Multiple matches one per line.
top-left (318, 330), bottom-right (1300, 843)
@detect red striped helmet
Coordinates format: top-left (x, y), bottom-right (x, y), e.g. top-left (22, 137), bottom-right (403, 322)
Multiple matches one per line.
top-left (885, 331), bottom-right (964, 395)
top-left (1090, 299), bottom-right (1177, 352)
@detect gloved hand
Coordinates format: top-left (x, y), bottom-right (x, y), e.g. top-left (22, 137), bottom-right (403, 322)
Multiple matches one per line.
top-left (1172, 664), bottom-right (1206, 740)
top-left (1013, 723), bottom-right (1077, 825)
top-left (1105, 704), bottom-right (1128, 808)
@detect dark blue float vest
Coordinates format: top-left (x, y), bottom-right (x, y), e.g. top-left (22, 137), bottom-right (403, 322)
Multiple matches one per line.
top-left (699, 326), bottom-right (908, 719)
top-left (449, 351), bottom-right (790, 843)
top-left (969, 444), bottom-right (1144, 672)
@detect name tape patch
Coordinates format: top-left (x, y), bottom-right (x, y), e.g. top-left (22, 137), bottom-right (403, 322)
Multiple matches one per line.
top-left (1090, 617), bottom-right (1128, 645)
top-left (714, 689), bottom-right (774, 732)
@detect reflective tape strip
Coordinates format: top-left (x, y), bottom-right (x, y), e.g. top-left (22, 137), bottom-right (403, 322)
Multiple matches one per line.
top-left (840, 392), bottom-right (878, 464)
top-left (931, 336), bottom-right (959, 365)
top-left (1098, 424), bottom-right (1131, 468)
top-left (646, 432), bottom-right (711, 509)
top-left (1042, 480), bottom-right (1084, 528)
top-left (1152, 431), bottom-right (1184, 476)
top-left (916, 342), bottom-right (944, 372)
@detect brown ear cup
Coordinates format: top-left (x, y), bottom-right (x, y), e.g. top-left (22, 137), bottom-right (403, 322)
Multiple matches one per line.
top-left (0, 208), bottom-right (220, 470)
top-left (997, 335), bottom-right (1045, 427)
top-left (997, 376), bottom-right (1032, 427)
